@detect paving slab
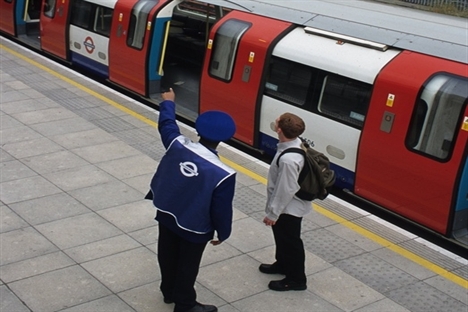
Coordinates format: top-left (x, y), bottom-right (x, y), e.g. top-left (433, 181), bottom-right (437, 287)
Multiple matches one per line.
top-left (8, 265), bottom-right (112, 312)
top-left (9, 193), bottom-right (91, 225)
top-left (81, 247), bottom-right (159, 293)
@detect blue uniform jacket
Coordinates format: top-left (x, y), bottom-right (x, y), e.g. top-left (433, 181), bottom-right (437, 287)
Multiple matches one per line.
top-left (147, 100), bottom-right (236, 243)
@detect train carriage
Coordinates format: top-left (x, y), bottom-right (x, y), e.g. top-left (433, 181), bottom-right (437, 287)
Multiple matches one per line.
top-left (1, 0), bottom-right (466, 248)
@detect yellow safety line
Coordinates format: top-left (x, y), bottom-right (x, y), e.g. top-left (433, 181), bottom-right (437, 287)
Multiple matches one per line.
top-left (2, 42), bottom-right (466, 289)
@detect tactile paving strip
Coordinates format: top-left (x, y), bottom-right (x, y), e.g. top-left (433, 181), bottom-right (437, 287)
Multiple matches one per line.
top-left (59, 97), bottom-right (98, 110)
top-left (233, 186), bottom-right (268, 215)
top-left (319, 197), bottom-right (368, 221)
top-left (73, 107), bottom-right (118, 120)
top-left (44, 88), bottom-right (80, 101)
top-left (91, 117), bottom-right (136, 133)
top-left (453, 265), bottom-right (468, 279)
top-left (353, 217), bottom-right (413, 244)
top-left (130, 141), bottom-right (166, 162)
top-left (399, 240), bottom-right (466, 272)
top-left (334, 252), bottom-right (419, 293)
top-left (111, 128), bottom-right (159, 145)
top-left (386, 281), bottom-right (467, 311)
top-left (302, 228), bottom-right (366, 263)
top-left (3, 64), bottom-right (33, 75)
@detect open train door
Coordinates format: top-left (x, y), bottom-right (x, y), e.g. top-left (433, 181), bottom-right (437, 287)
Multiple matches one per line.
top-left (200, 10), bottom-right (292, 146)
top-left (109, 0), bottom-right (181, 96)
top-left (355, 52), bottom-right (468, 237)
top-left (40, 0), bottom-right (70, 60)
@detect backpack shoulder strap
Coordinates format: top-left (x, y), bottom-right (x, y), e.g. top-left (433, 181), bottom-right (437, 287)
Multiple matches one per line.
top-left (276, 147), bottom-right (309, 184)
top-left (276, 147), bottom-right (305, 166)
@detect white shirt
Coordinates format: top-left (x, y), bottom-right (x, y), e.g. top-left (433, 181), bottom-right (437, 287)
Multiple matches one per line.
top-left (265, 137), bottom-right (312, 221)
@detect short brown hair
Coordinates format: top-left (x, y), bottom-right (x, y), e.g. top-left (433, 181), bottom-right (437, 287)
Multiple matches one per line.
top-left (278, 113), bottom-right (305, 139)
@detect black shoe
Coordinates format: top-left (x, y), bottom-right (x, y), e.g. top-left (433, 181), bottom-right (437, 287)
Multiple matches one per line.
top-left (268, 278), bottom-right (307, 291)
top-left (259, 263), bottom-right (285, 274)
top-left (184, 302), bottom-right (218, 312)
top-left (164, 297), bottom-right (174, 304)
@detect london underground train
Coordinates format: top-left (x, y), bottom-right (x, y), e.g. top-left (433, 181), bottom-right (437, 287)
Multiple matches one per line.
top-left (1, 0), bottom-right (467, 250)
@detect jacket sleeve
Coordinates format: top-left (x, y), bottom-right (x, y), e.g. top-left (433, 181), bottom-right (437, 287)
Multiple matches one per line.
top-left (210, 173), bottom-right (236, 242)
top-left (158, 100), bottom-right (181, 149)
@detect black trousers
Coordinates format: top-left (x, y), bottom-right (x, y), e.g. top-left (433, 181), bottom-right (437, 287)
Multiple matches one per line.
top-left (272, 214), bottom-right (306, 283)
top-left (158, 224), bottom-right (207, 312)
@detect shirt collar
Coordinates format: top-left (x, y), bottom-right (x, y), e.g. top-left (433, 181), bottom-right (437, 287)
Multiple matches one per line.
top-left (277, 137), bottom-right (302, 152)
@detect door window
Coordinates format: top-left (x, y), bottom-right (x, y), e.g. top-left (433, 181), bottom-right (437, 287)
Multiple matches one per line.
top-left (264, 57), bottom-right (313, 106)
top-left (318, 74), bottom-right (372, 127)
top-left (127, 0), bottom-right (158, 49)
top-left (70, 0), bottom-right (92, 28)
top-left (406, 74), bottom-right (468, 160)
top-left (43, 0), bottom-right (56, 18)
top-left (209, 19), bottom-right (250, 81)
top-left (94, 6), bottom-right (113, 36)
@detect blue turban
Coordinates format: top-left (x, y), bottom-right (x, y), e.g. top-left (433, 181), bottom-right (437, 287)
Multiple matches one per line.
top-left (195, 111), bottom-right (236, 142)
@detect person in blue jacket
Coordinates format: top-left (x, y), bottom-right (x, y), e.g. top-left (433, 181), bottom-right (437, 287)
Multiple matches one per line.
top-left (146, 88), bottom-right (236, 312)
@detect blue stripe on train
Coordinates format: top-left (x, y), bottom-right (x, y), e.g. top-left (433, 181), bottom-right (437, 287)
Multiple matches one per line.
top-left (70, 51), bottom-right (109, 78)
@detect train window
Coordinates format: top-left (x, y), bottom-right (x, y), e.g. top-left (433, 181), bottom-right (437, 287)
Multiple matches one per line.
top-left (406, 74), bottom-right (467, 160)
top-left (43, 0), bottom-right (56, 18)
top-left (70, 0), bottom-right (92, 29)
top-left (127, 0), bottom-right (158, 49)
top-left (209, 19), bottom-right (250, 81)
top-left (94, 6), bottom-right (113, 37)
top-left (264, 56), bottom-right (312, 106)
top-left (318, 74), bottom-right (372, 128)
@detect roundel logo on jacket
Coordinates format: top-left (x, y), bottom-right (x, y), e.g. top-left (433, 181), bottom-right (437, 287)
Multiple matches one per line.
top-left (179, 162), bottom-right (199, 177)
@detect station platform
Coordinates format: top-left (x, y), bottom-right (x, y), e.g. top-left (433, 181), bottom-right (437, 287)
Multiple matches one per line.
top-left (1, 37), bottom-right (467, 312)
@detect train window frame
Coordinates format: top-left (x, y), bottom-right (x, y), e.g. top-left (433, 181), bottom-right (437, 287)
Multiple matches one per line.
top-left (70, 0), bottom-right (92, 29)
top-left (126, 0), bottom-right (158, 50)
top-left (93, 6), bottom-right (113, 37)
top-left (209, 19), bottom-right (250, 82)
top-left (43, 0), bottom-right (56, 18)
top-left (405, 73), bottom-right (468, 161)
top-left (317, 74), bottom-right (372, 128)
top-left (264, 56), bottom-right (313, 107)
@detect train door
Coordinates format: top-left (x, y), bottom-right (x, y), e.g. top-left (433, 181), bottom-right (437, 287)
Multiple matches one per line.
top-left (0, 0), bottom-right (16, 35)
top-left (0, 0), bottom-right (41, 37)
top-left (355, 52), bottom-right (468, 236)
top-left (200, 11), bottom-right (292, 145)
top-left (40, 0), bottom-right (71, 59)
top-left (109, 0), bottom-right (177, 96)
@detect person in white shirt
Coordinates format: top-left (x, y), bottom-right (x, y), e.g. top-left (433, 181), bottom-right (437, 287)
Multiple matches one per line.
top-left (261, 112), bottom-right (311, 291)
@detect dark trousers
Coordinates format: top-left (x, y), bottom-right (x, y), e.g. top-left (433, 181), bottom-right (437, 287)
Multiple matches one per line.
top-left (272, 214), bottom-right (306, 283)
top-left (158, 224), bottom-right (207, 312)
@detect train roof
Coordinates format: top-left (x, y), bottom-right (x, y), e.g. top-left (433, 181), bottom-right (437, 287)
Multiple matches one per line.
top-left (204, 0), bottom-right (468, 64)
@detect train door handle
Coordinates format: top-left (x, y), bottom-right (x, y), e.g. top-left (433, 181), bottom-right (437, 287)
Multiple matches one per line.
top-left (242, 65), bottom-right (251, 82)
top-left (380, 111), bottom-right (395, 133)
